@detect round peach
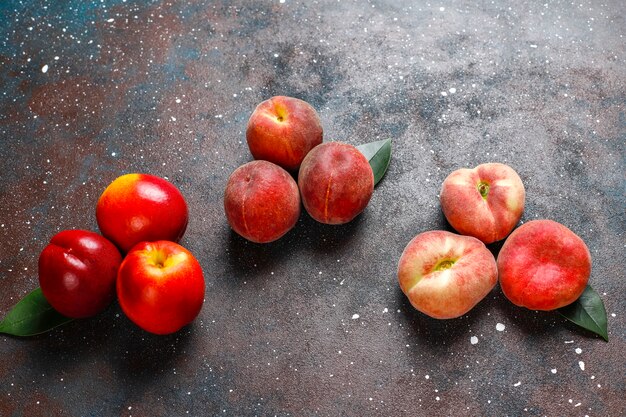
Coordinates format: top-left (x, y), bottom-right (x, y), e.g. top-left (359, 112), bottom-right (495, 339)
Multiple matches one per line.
top-left (298, 142), bottom-right (374, 225)
top-left (224, 160), bottom-right (300, 243)
top-left (398, 230), bottom-right (498, 319)
top-left (440, 163), bottom-right (525, 244)
top-left (96, 173), bottom-right (189, 253)
top-left (497, 219), bottom-right (591, 310)
top-left (246, 96), bottom-right (323, 171)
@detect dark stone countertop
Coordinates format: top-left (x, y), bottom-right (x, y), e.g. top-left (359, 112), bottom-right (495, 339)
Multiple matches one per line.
top-left (1, 1), bottom-right (624, 416)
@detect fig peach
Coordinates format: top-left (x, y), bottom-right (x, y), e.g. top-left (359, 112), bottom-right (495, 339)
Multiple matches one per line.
top-left (246, 96), bottom-right (323, 171)
top-left (298, 142), bottom-right (374, 225)
top-left (398, 230), bottom-right (498, 319)
top-left (440, 163), bottom-right (525, 244)
top-left (96, 173), bottom-right (189, 253)
top-left (497, 219), bottom-right (591, 310)
top-left (224, 160), bottom-right (300, 243)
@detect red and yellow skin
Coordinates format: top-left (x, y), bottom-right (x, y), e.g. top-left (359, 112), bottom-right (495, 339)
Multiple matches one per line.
top-left (96, 173), bottom-right (189, 253)
top-left (246, 96), bottom-right (323, 171)
top-left (298, 142), bottom-right (374, 225)
top-left (497, 220), bottom-right (591, 310)
top-left (224, 160), bottom-right (301, 243)
top-left (117, 241), bottom-right (205, 335)
top-left (440, 163), bottom-right (525, 244)
top-left (38, 230), bottom-right (122, 318)
top-left (398, 230), bottom-right (498, 319)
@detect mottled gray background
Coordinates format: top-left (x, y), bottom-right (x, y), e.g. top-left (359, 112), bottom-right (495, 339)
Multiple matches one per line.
top-left (1, 0), bottom-right (624, 416)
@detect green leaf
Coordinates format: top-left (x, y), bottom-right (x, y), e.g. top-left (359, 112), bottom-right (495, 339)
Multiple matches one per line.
top-left (558, 285), bottom-right (608, 342)
top-left (0, 288), bottom-right (73, 337)
top-left (356, 139), bottom-right (392, 186)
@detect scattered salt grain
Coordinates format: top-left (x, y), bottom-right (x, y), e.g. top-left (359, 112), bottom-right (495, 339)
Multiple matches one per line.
top-left (470, 336), bottom-right (478, 345)
top-left (351, 314), bottom-right (360, 320)
top-left (579, 361), bottom-right (585, 371)
top-left (41, 64), bottom-right (49, 73)
top-left (496, 323), bottom-right (505, 331)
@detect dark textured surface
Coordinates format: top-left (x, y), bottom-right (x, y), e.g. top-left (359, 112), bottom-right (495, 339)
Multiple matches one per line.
top-left (1, 1), bottom-right (625, 416)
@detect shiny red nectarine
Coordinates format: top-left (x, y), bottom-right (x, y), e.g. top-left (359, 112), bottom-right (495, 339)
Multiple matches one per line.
top-left (117, 240), bottom-right (205, 335)
top-left (96, 173), bottom-right (189, 253)
top-left (38, 230), bottom-right (122, 318)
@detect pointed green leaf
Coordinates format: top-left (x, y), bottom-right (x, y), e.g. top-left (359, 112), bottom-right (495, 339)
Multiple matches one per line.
top-left (356, 139), bottom-right (392, 186)
top-left (558, 285), bottom-right (608, 342)
top-left (0, 287), bottom-right (73, 337)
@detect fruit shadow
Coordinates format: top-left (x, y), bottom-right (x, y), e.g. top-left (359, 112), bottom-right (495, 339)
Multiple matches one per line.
top-left (23, 302), bottom-right (194, 383)
top-left (394, 286), bottom-right (484, 351)
top-left (225, 210), bottom-right (366, 280)
top-left (490, 283), bottom-right (594, 339)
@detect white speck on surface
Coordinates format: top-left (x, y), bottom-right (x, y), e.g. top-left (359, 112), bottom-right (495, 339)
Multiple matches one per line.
top-left (273, 53), bottom-right (279, 58)
top-left (551, 368), bottom-right (557, 374)
top-left (449, 87), bottom-right (457, 94)
top-left (351, 314), bottom-right (359, 320)
top-left (436, 396), bottom-right (440, 401)
top-left (425, 375), bottom-right (430, 379)
top-left (470, 336), bottom-right (478, 345)
top-left (382, 308), bottom-right (388, 313)
top-left (440, 91), bottom-right (447, 96)
top-left (107, 18), bottom-right (114, 22)
top-left (564, 340), bottom-right (574, 344)
top-left (279, 0), bottom-right (286, 3)
top-left (41, 64), bottom-right (49, 73)
top-left (579, 361), bottom-right (585, 371)
top-left (575, 348), bottom-right (582, 354)
top-left (111, 152), bottom-right (116, 157)
top-left (176, 98), bottom-right (181, 103)
top-left (530, 44), bottom-right (538, 48)
top-left (171, 116), bottom-right (176, 121)
top-left (496, 323), bottom-right (505, 331)
top-left (439, 7), bottom-right (445, 11)
top-left (54, 56), bottom-right (59, 60)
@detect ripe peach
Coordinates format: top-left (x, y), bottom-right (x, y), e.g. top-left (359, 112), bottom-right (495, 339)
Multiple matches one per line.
top-left (497, 219), bottom-right (591, 310)
top-left (298, 142), bottom-right (374, 225)
top-left (246, 96), bottom-right (323, 171)
top-left (398, 230), bottom-right (498, 319)
top-left (440, 163), bottom-right (525, 244)
top-left (96, 173), bottom-right (189, 253)
top-left (224, 160), bottom-right (300, 243)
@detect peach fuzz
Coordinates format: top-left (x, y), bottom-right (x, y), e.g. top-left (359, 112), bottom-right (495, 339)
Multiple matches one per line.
top-left (246, 96), bottom-right (323, 171)
top-left (440, 162), bottom-right (525, 244)
top-left (398, 230), bottom-right (498, 319)
top-left (96, 173), bottom-right (189, 253)
top-left (497, 219), bottom-right (591, 311)
top-left (298, 142), bottom-right (374, 225)
top-left (224, 160), bottom-right (301, 243)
